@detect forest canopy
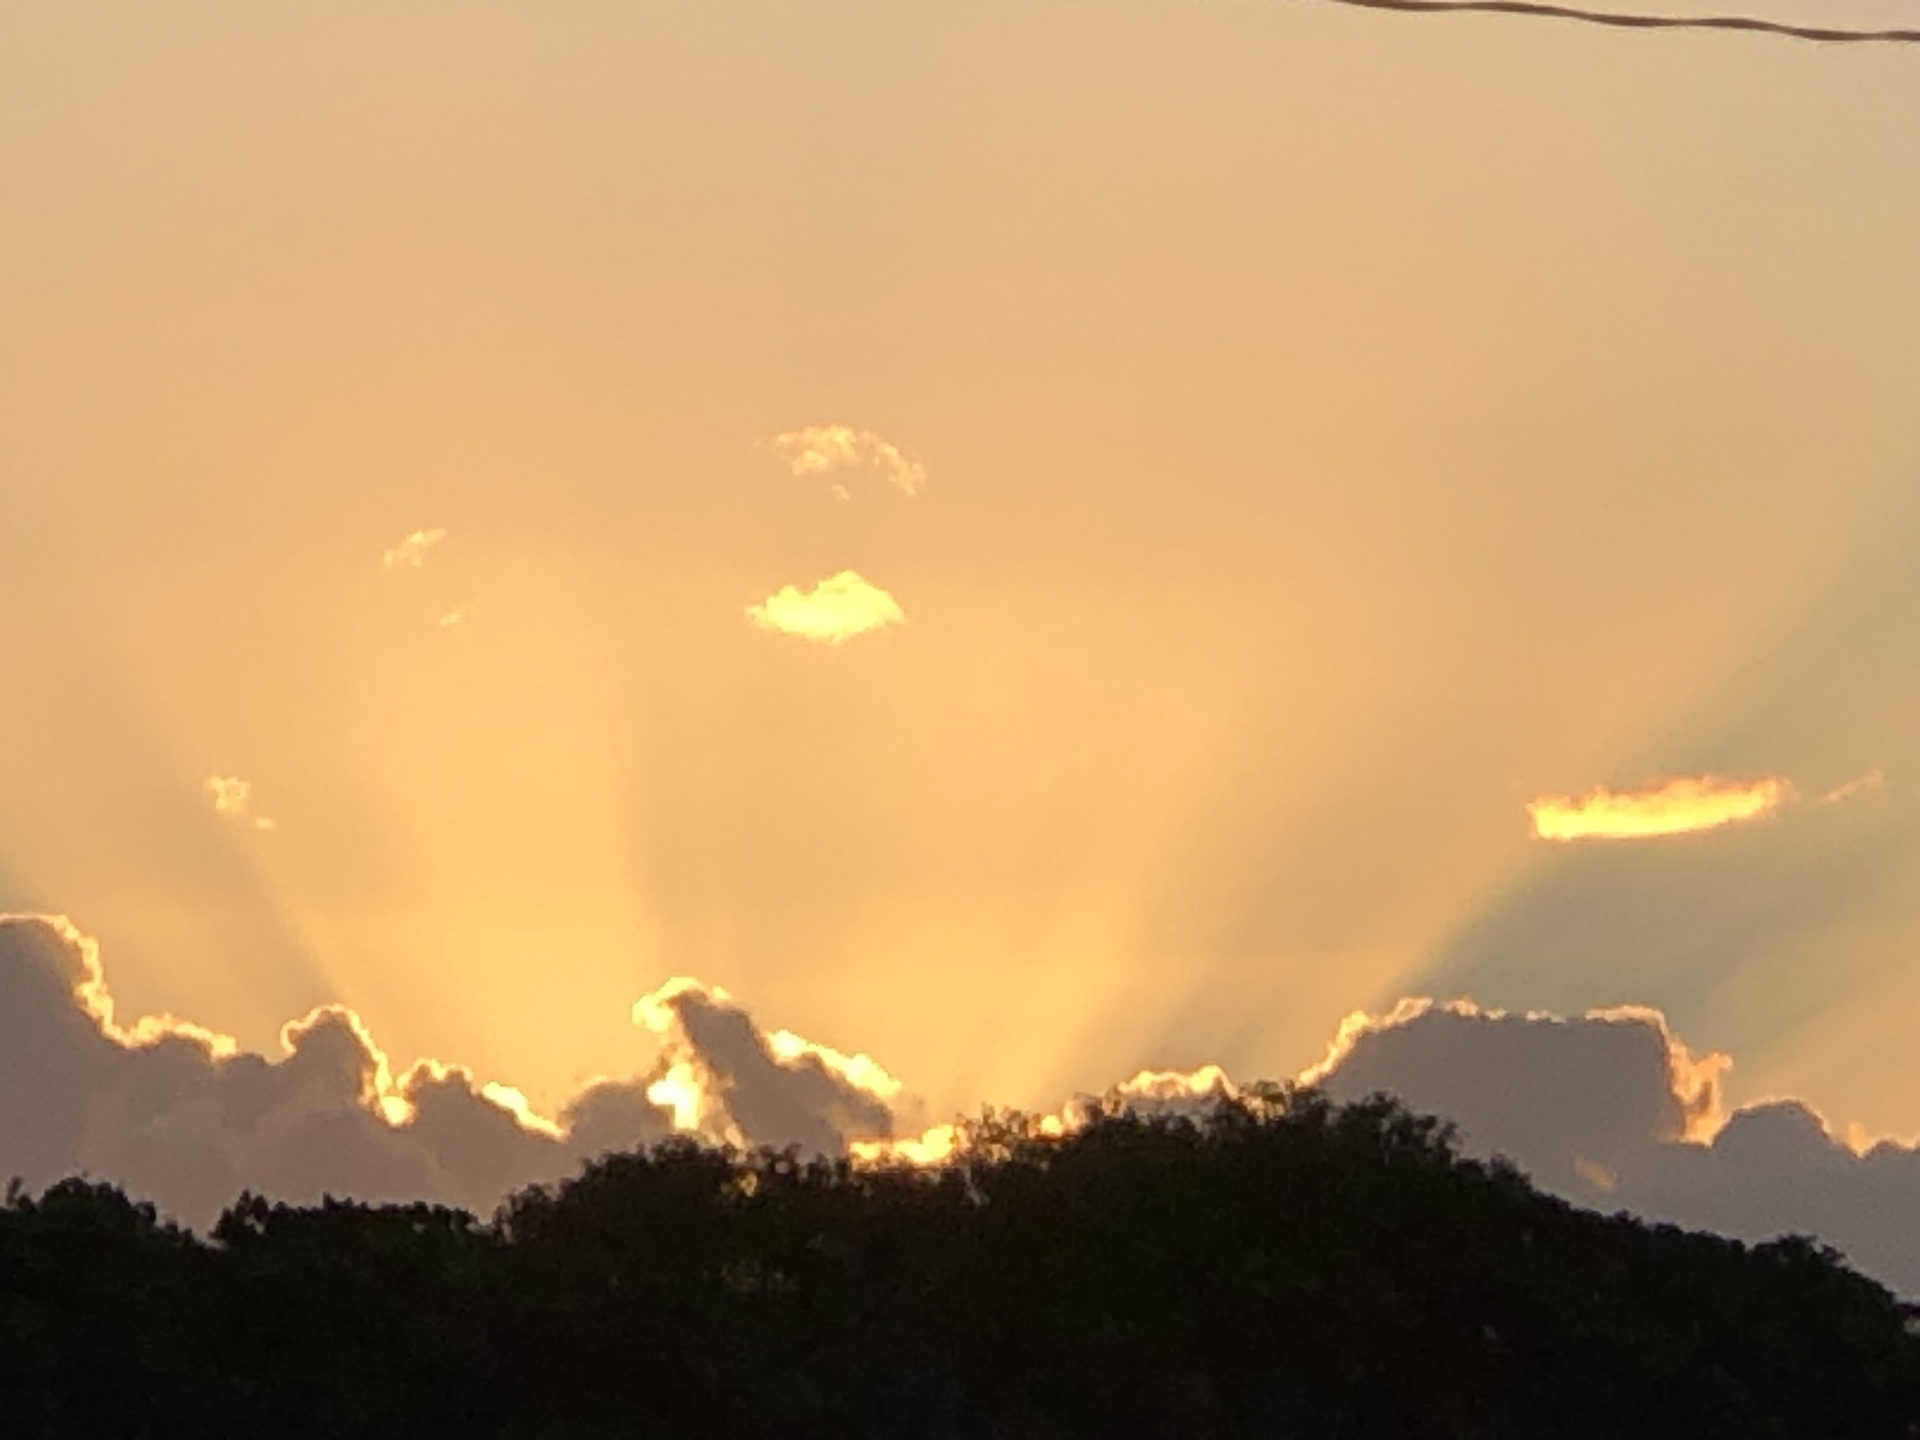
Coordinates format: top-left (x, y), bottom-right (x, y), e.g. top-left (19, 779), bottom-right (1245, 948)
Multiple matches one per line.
top-left (3, 1086), bottom-right (1916, 1439)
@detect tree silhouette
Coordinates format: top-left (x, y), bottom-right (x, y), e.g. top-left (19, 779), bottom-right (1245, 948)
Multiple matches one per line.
top-left (1, 1088), bottom-right (1915, 1438)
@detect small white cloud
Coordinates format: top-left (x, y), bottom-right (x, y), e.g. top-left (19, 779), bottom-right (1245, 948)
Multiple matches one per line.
top-left (204, 776), bottom-right (275, 831)
top-left (747, 570), bottom-right (906, 645)
top-left (767, 425), bottom-right (925, 498)
top-left (382, 528), bottom-right (448, 571)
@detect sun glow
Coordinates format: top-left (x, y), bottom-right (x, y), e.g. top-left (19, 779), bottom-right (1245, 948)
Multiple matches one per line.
top-left (768, 1029), bottom-right (905, 1101)
top-left (646, 1063), bottom-right (709, 1134)
top-left (482, 1082), bottom-right (567, 1138)
top-left (850, 1124), bottom-right (964, 1167)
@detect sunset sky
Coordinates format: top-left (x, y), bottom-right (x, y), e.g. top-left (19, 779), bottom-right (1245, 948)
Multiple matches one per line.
top-left (4, 0), bottom-right (1919, 1176)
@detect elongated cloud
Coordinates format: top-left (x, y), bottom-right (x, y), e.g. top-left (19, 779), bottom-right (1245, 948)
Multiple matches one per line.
top-left (767, 424), bottom-right (925, 498)
top-left (1527, 775), bottom-right (1789, 842)
top-left (204, 775), bottom-right (275, 831)
top-left (382, 527), bottom-right (448, 570)
top-left (1817, 769), bottom-right (1886, 806)
top-left (746, 570), bottom-right (906, 644)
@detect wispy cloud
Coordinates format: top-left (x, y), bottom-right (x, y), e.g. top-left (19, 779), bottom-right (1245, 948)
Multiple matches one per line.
top-left (382, 527), bottom-right (448, 571)
top-left (747, 570), bottom-right (906, 645)
top-left (767, 424), bottom-right (925, 499)
top-left (1816, 769), bottom-right (1886, 806)
top-left (1526, 775), bottom-right (1789, 842)
top-left (204, 776), bottom-right (276, 831)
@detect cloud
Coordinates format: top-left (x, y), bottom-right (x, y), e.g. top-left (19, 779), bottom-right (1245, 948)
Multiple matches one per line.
top-left (0, 916), bottom-right (907, 1230)
top-left (1300, 997), bottom-right (1920, 1298)
top-left (767, 424), bottom-right (925, 498)
top-left (1817, 769), bottom-right (1886, 806)
top-left (1302, 998), bottom-right (1729, 1192)
top-left (204, 775), bottom-right (276, 831)
top-left (746, 570), bottom-right (906, 644)
top-left (863, 995), bottom-right (1920, 1302)
top-left (1526, 775), bottom-right (1789, 841)
top-left (0, 914), bottom-right (578, 1226)
top-left (632, 978), bottom-right (900, 1155)
top-left (382, 528), bottom-right (448, 570)
top-left (6, 911), bottom-right (1920, 1300)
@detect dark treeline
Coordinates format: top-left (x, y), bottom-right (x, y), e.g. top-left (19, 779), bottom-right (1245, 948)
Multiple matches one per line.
top-left (3, 1087), bottom-right (1917, 1439)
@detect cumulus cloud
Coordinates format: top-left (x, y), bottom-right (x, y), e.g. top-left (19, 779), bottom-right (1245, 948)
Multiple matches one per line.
top-left (0, 917), bottom-right (905, 1230)
top-left (5, 911), bottom-right (1918, 1300)
top-left (0, 914), bottom-right (581, 1226)
top-left (1301, 998), bottom-right (1729, 1192)
top-left (204, 776), bottom-right (275, 831)
top-left (1527, 775), bottom-right (1789, 841)
top-left (382, 527), bottom-right (448, 570)
top-left (864, 998), bottom-right (1920, 1301)
top-left (1300, 997), bottom-right (1920, 1298)
top-left (767, 424), bottom-right (925, 499)
top-left (746, 570), bottom-right (906, 644)
top-left (633, 978), bottom-right (900, 1156)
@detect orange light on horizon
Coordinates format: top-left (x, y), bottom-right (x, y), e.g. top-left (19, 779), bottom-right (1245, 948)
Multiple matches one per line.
top-left (1526, 775), bottom-right (1788, 842)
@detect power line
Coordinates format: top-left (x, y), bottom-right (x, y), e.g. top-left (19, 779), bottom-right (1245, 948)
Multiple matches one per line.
top-left (1311, 0), bottom-right (1920, 44)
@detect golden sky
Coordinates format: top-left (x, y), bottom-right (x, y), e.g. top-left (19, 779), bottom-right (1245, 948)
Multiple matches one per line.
top-left (3, 0), bottom-right (1919, 1143)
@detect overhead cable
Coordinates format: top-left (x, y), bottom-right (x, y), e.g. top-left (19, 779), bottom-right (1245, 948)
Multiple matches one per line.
top-left (1314, 0), bottom-right (1920, 44)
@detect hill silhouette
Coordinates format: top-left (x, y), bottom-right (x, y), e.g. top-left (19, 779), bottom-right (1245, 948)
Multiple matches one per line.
top-left (2, 1085), bottom-right (1916, 1438)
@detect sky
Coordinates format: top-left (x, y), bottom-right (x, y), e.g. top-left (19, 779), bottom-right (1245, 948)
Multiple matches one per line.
top-left (3, 0), bottom-right (1920, 1275)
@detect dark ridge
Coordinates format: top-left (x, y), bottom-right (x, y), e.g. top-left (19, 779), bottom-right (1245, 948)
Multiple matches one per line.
top-left (3, 1087), bottom-right (1917, 1438)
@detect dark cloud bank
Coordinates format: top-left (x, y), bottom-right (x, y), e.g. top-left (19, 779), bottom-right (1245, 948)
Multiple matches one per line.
top-left (0, 915), bottom-right (892, 1229)
top-left (1314, 1000), bottom-right (1920, 1300)
top-left (3, 914), bottom-right (1918, 1300)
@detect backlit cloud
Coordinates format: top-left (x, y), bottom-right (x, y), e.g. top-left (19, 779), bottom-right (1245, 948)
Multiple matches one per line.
top-left (204, 775), bottom-right (276, 831)
top-left (767, 424), bottom-right (925, 499)
top-left (1301, 998), bottom-right (1731, 1188)
top-left (4, 912), bottom-right (1920, 1299)
top-left (632, 977), bottom-right (899, 1155)
top-left (1526, 775), bottom-right (1789, 841)
top-left (381, 527), bottom-right (448, 570)
top-left (746, 570), bottom-right (906, 644)
top-left (0, 916), bottom-right (904, 1228)
top-left (1294, 997), bottom-right (1920, 1299)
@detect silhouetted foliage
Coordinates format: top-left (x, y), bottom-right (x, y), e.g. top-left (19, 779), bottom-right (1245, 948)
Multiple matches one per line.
top-left (2, 1089), bottom-right (1916, 1437)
